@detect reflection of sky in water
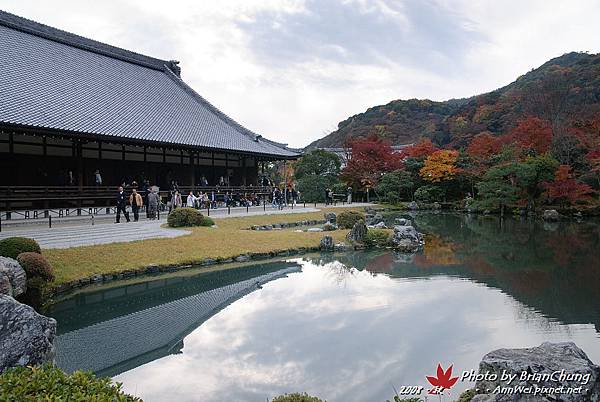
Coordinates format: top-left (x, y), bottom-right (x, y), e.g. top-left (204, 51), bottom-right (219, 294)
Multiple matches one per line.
top-left (114, 258), bottom-right (600, 402)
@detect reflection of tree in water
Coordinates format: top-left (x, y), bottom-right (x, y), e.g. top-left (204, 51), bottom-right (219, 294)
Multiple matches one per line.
top-left (402, 213), bottom-right (600, 332)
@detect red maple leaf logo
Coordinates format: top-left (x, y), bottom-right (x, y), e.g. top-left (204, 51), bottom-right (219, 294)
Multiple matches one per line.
top-left (426, 363), bottom-right (459, 394)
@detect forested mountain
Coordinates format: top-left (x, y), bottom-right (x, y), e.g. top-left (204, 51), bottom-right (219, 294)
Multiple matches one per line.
top-left (307, 52), bottom-right (600, 150)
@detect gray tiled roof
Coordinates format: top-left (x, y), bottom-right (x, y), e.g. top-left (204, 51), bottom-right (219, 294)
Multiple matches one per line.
top-left (0, 10), bottom-right (298, 158)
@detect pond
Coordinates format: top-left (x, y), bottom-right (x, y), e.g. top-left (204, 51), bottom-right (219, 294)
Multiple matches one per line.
top-left (45, 213), bottom-right (600, 402)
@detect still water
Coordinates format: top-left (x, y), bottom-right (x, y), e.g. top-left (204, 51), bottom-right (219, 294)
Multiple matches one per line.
top-left (46, 213), bottom-right (600, 402)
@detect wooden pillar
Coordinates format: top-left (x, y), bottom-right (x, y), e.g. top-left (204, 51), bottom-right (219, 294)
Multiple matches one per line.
top-left (76, 139), bottom-right (83, 190)
top-left (190, 151), bottom-right (196, 187)
top-left (8, 132), bottom-right (13, 154)
top-left (242, 156), bottom-right (247, 186)
top-left (211, 152), bottom-right (215, 184)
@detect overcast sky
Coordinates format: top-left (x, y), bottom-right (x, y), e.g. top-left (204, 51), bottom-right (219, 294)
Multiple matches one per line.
top-left (2, 0), bottom-right (599, 148)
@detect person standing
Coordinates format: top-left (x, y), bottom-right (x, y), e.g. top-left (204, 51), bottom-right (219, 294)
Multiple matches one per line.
top-left (324, 188), bottom-right (330, 205)
top-left (129, 188), bottom-right (143, 222)
top-left (116, 186), bottom-right (130, 223)
top-left (186, 190), bottom-right (196, 208)
top-left (147, 188), bottom-right (159, 219)
top-left (347, 186), bottom-right (353, 204)
top-left (171, 191), bottom-right (182, 210)
top-left (94, 170), bottom-right (102, 187)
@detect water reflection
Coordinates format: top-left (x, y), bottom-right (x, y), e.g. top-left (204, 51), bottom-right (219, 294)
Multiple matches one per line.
top-left (47, 213), bottom-right (600, 402)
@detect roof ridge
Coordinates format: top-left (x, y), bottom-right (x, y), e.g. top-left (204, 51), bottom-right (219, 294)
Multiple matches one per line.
top-left (0, 9), bottom-right (170, 71)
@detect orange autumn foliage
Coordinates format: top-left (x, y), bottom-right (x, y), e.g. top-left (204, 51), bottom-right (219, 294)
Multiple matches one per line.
top-left (419, 149), bottom-right (460, 183)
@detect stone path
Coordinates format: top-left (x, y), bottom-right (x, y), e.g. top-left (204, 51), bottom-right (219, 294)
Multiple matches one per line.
top-left (0, 220), bottom-right (190, 249)
top-left (0, 203), bottom-right (374, 249)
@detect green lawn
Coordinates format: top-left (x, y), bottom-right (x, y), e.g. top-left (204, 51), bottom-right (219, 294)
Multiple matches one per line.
top-left (44, 208), bottom-right (357, 285)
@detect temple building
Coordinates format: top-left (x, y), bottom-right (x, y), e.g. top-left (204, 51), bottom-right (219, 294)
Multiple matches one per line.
top-left (0, 10), bottom-right (298, 211)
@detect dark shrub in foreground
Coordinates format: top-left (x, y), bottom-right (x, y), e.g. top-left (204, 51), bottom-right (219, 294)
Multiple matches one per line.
top-left (0, 365), bottom-right (141, 401)
top-left (200, 216), bottom-right (215, 226)
top-left (17, 252), bottom-right (54, 282)
top-left (0, 237), bottom-right (41, 259)
top-left (337, 210), bottom-right (365, 229)
top-left (167, 207), bottom-right (205, 227)
top-left (272, 392), bottom-right (324, 402)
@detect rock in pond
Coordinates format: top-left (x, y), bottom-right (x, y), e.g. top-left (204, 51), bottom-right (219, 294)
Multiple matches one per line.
top-left (320, 235), bottom-right (334, 251)
top-left (347, 219), bottom-right (368, 243)
top-left (391, 224), bottom-right (423, 253)
top-left (324, 212), bottom-right (337, 224)
top-left (0, 294), bottom-right (56, 373)
top-left (542, 209), bottom-right (561, 222)
top-left (394, 217), bottom-right (411, 226)
top-left (0, 257), bottom-right (27, 297)
top-left (407, 201), bottom-right (419, 210)
top-left (471, 342), bottom-right (600, 402)
top-left (323, 222), bottom-right (338, 231)
top-left (368, 221), bottom-right (387, 229)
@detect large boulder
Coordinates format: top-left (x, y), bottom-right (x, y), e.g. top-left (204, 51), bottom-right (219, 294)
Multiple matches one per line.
top-left (395, 217), bottom-right (412, 226)
top-left (391, 225), bottom-right (423, 253)
top-left (367, 213), bottom-right (384, 226)
top-left (471, 342), bottom-right (600, 402)
top-left (542, 209), bottom-right (561, 222)
top-left (0, 257), bottom-right (27, 297)
top-left (407, 201), bottom-right (419, 210)
top-left (324, 212), bottom-right (337, 224)
top-left (319, 236), bottom-right (334, 251)
top-left (0, 294), bottom-right (56, 373)
top-left (347, 219), bottom-right (368, 243)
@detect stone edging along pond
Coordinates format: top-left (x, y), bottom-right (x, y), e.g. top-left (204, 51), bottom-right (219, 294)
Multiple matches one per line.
top-left (48, 218), bottom-right (331, 298)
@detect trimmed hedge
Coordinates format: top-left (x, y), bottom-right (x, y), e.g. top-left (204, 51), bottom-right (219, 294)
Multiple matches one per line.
top-left (0, 237), bottom-right (41, 259)
top-left (363, 229), bottom-right (392, 248)
top-left (0, 365), bottom-right (141, 401)
top-left (337, 211), bottom-right (365, 229)
top-left (200, 216), bottom-right (215, 227)
top-left (17, 252), bottom-right (54, 282)
top-left (167, 207), bottom-right (205, 227)
top-left (272, 393), bottom-right (324, 402)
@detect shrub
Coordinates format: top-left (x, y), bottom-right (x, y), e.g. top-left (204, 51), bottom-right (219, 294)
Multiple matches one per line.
top-left (167, 207), bottom-right (205, 227)
top-left (456, 389), bottom-right (476, 402)
top-left (0, 237), bottom-right (41, 259)
top-left (0, 364), bottom-right (141, 401)
top-left (413, 185), bottom-right (443, 203)
top-left (17, 252), bottom-right (54, 282)
top-left (272, 393), bottom-right (324, 402)
top-left (200, 216), bottom-right (215, 227)
top-left (337, 210), bottom-right (365, 229)
top-left (363, 229), bottom-right (392, 248)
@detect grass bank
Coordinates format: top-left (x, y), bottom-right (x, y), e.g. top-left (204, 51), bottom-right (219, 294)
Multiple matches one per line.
top-left (44, 209), bottom-right (355, 286)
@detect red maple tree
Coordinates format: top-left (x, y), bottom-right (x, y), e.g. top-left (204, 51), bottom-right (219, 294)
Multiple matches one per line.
top-left (510, 116), bottom-right (553, 155)
top-left (341, 134), bottom-right (403, 189)
top-left (545, 165), bottom-right (594, 206)
top-left (401, 138), bottom-right (438, 159)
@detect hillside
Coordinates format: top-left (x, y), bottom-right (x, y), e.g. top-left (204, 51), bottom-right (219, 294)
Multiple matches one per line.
top-left (307, 52), bottom-right (600, 149)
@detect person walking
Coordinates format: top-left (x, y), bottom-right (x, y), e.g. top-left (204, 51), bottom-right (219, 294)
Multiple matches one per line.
top-left (129, 188), bottom-right (143, 222)
top-left (147, 188), bottom-right (159, 219)
top-left (116, 186), bottom-right (130, 223)
top-left (171, 191), bottom-right (182, 210)
top-left (94, 169), bottom-right (102, 187)
top-left (186, 190), bottom-right (196, 208)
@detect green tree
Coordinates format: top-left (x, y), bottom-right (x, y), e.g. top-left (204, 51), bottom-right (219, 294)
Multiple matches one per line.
top-left (295, 150), bottom-right (341, 202)
top-left (513, 154), bottom-right (559, 210)
top-left (475, 165), bottom-right (519, 216)
top-left (375, 170), bottom-right (414, 203)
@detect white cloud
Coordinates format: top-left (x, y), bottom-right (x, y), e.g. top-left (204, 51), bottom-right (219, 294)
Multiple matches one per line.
top-left (1, 0), bottom-right (599, 147)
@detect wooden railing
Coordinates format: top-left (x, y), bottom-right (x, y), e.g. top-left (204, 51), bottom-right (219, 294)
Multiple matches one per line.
top-left (0, 185), bottom-right (275, 211)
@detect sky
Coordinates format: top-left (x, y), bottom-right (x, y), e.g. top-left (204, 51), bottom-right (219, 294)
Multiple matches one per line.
top-left (1, 0), bottom-right (599, 148)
